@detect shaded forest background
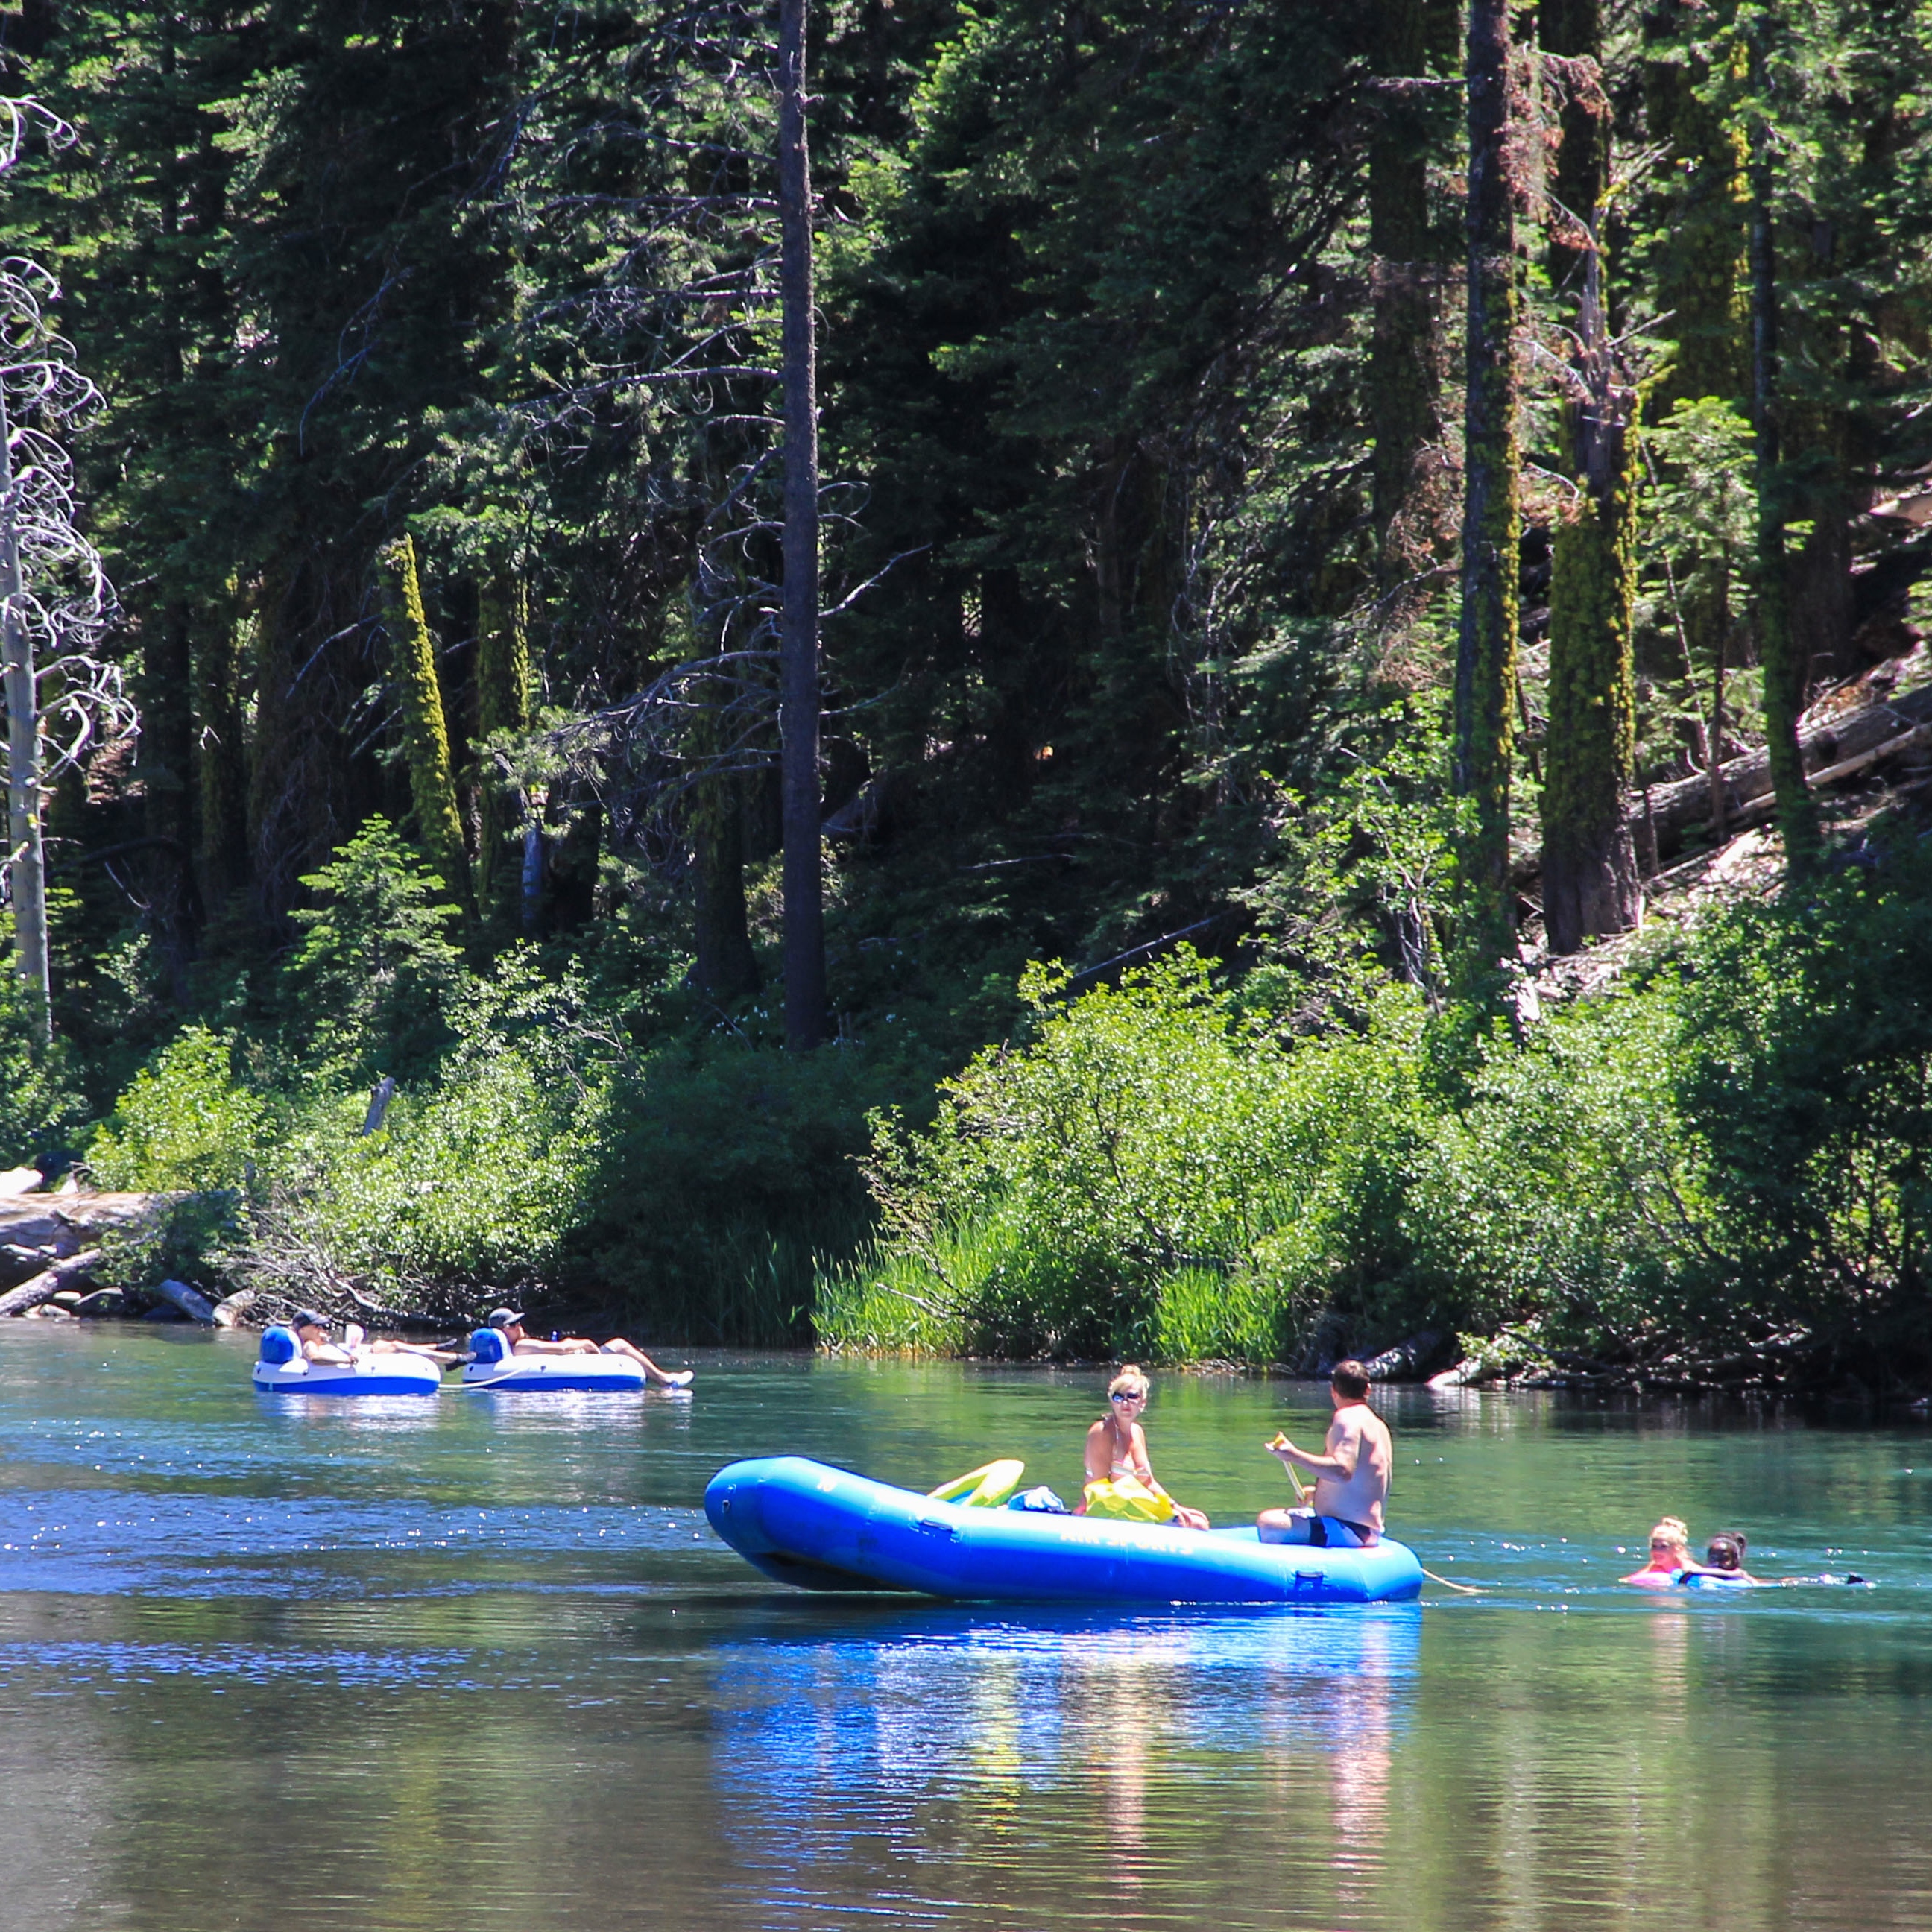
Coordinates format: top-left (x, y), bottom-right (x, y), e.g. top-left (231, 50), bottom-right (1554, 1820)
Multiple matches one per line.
top-left (1, 0), bottom-right (1931, 1388)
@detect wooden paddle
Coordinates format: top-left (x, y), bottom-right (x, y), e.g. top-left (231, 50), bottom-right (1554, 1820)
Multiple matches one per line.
top-left (1266, 1431), bottom-right (1312, 1505)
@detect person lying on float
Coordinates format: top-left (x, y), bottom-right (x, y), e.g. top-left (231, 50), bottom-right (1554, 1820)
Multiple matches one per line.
top-left (1257, 1360), bottom-right (1392, 1549)
top-left (486, 1309), bottom-right (695, 1388)
top-left (291, 1309), bottom-right (461, 1366)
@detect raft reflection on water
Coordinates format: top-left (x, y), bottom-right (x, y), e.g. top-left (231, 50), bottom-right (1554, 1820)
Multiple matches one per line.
top-left (713, 1605), bottom-right (1416, 1891)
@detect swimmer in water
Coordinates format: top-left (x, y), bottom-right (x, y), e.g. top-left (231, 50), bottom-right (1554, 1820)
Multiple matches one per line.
top-left (1620, 1516), bottom-right (1713, 1587)
top-left (1702, 1530), bottom-right (1762, 1583)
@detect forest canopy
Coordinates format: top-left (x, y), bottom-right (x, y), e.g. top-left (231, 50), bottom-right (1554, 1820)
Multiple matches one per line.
top-left (0, 0), bottom-right (1929, 1391)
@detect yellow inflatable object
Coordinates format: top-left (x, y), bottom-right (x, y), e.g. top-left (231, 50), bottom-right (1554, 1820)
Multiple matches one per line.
top-left (927, 1459), bottom-right (1026, 1508)
top-left (1082, 1475), bottom-right (1177, 1524)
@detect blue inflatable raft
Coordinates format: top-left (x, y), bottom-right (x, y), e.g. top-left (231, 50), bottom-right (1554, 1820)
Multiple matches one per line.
top-left (704, 1456), bottom-right (1424, 1605)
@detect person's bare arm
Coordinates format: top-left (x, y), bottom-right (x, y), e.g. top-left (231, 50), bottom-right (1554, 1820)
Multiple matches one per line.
top-left (1270, 1418), bottom-right (1360, 1480)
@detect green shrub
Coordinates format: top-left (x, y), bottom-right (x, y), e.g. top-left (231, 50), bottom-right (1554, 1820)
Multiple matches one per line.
top-left (87, 1026), bottom-right (267, 1190)
top-left (282, 816), bottom-right (465, 1084)
top-left (0, 915), bottom-right (86, 1167)
top-left (567, 1040), bottom-right (895, 1343)
top-left (284, 1048), bottom-right (602, 1304)
top-left (818, 950), bottom-right (1435, 1361)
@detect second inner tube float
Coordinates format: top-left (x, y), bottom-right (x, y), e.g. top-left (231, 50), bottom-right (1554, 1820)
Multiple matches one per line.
top-left (458, 1327), bottom-right (648, 1392)
top-left (705, 1456), bottom-right (1424, 1605)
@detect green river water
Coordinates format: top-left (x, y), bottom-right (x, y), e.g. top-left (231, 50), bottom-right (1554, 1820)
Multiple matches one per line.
top-left (0, 1323), bottom-right (1928, 1931)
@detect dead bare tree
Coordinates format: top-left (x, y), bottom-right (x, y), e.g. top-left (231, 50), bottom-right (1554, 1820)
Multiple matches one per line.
top-left (0, 100), bottom-right (129, 1045)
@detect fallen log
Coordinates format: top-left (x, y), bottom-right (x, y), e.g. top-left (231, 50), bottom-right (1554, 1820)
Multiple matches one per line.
top-left (149, 1278), bottom-right (218, 1325)
top-left (1518, 645), bottom-right (1932, 883)
top-left (1363, 1330), bottom-right (1446, 1382)
top-left (0, 1248), bottom-right (105, 1318)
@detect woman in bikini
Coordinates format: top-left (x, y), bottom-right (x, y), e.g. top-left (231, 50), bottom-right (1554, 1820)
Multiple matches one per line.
top-left (1082, 1366), bottom-right (1210, 1530)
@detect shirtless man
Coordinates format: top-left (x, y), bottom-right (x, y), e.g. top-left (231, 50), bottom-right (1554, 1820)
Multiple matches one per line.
top-left (1257, 1360), bottom-right (1392, 1549)
top-left (487, 1309), bottom-right (695, 1388)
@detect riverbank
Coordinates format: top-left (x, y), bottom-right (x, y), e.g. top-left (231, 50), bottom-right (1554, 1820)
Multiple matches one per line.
top-left (815, 809), bottom-right (1932, 1400)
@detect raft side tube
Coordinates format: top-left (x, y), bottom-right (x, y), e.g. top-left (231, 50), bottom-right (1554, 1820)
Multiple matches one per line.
top-left (251, 1351), bottom-right (444, 1398)
top-left (704, 1456), bottom-right (1424, 1605)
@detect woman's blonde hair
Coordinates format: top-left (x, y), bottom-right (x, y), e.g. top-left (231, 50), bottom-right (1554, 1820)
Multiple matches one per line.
top-left (1650, 1517), bottom-right (1690, 1552)
top-left (1108, 1364), bottom-right (1150, 1398)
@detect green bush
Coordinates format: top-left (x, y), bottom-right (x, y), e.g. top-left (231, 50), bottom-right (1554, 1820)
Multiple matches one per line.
top-left (87, 1026), bottom-right (267, 1191)
top-left (0, 915), bottom-right (87, 1167)
top-left (818, 950), bottom-right (1433, 1361)
top-left (259, 1047), bottom-right (602, 1307)
top-left (820, 847), bottom-right (1932, 1388)
top-left (282, 816), bottom-right (465, 1084)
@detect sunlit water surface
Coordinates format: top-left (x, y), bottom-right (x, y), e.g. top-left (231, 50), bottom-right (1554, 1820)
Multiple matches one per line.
top-left (1, 1325), bottom-right (1928, 1931)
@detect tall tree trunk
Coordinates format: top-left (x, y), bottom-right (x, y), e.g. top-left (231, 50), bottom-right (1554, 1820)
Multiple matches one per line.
top-left (1746, 40), bottom-right (1819, 874)
top-left (778, 0), bottom-right (825, 1050)
top-left (1542, 433), bottom-right (1641, 951)
top-left (0, 385), bottom-right (48, 1046)
top-left (1538, 1), bottom-right (1641, 955)
top-left (1453, 0), bottom-right (1521, 1002)
top-left (474, 571), bottom-right (531, 927)
top-left (376, 534), bottom-right (476, 921)
top-left (1368, 0), bottom-right (1452, 578)
top-left (195, 581), bottom-right (252, 918)
top-left (141, 602), bottom-right (201, 977)
top-left (1541, 0), bottom-right (1606, 292)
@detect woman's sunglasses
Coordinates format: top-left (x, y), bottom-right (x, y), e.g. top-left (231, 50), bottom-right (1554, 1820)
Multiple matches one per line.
top-left (1111, 1390), bottom-right (1146, 1404)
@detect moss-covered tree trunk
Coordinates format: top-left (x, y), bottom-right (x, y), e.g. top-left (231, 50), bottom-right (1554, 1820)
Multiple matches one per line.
top-left (1453, 0), bottom-right (1521, 1001)
top-left (1368, 0), bottom-right (1454, 578)
top-left (1538, 0), bottom-right (1641, 955)
top-left (1543, 463), bottom-right (1641, 952)
top-left (1646, 12), bottom-right (1749, 825)
top-left (1541, 0), bottom-right (1606, 293)
top-left (1645, 20), bottom-right (1749, 410)
top-left (473, 572), bottom-right (531, 927)
top-left (376, 534), bottom-right (476, 921)
top-left (1746, 61), bottom-right (1819, 875)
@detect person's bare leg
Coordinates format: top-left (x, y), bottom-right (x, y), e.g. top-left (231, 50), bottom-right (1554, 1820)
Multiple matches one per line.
top-left (602, 1337), bottom-right (695, 1386)
top-left (1257, 1508), bottom-right (1316, 1545)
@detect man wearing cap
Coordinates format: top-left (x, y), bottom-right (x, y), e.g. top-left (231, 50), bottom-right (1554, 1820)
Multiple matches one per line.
top-left (487, 1310), bottom-right (695, 1389)
top-left (292, 1310), bottom-right (352, 1364)
top-left (292, 1309), bottom-right (460, 1367)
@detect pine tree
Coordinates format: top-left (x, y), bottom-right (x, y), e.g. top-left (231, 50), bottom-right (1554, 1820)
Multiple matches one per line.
top-left (1453, 0), bottom-right (1521, 998)
top-left (1538, 1), bottom-right (1641, 953)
